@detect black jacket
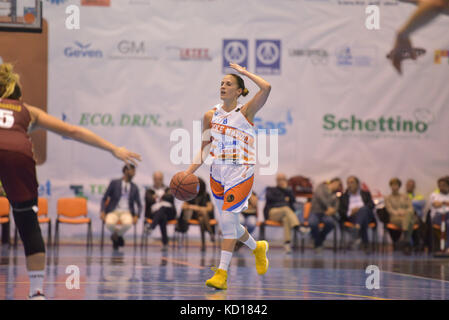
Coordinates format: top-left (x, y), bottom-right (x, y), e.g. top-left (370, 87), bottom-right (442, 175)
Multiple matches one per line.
top-left (338, 189), bottom-right (374, 222)
top-left (101, 179), bottom-right (142, 217)
top-left (264, 186), bottom-right (296, 220)
top-left (144, 186), bottom-right (176, 220)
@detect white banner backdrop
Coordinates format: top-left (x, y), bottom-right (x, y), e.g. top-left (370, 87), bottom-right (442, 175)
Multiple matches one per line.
top-left (25, 0), bottom-right (449, 239)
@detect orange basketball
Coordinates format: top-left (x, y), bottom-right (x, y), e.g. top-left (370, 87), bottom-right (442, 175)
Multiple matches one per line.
top-left (170, 171), bottom-right (200, 201)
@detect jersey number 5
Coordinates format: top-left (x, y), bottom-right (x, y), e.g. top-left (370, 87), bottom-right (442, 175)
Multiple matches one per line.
top-left (0, 110), bottom-right (14, 129)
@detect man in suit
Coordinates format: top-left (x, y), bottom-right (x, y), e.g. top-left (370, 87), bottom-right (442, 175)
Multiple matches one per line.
top-left (338, 176), bottom-right (375, 252)
top-left (101, 164), bottom-right (142, 250)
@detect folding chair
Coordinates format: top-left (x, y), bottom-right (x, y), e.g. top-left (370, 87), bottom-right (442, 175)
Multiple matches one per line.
top-left (176, 218), bottom-right (219, 249)
top-left (382, 222), bottom-right (420, 252)
top-left (141, 218), bottom-right (178, 248)
top-left (340, 220), bottom-right (377, 253)
top-left (54, 198), bottom-right (92, 247)
top-left (14, 198), bottom-right (51, 247)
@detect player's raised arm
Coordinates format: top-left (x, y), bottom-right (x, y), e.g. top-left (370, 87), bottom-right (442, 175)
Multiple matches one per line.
top-left (185, 109), bottom-right (214, 175)
top-left (25, 104), bottom-right (141, 166)
top-left (229, 63), bottom-right (271, 122)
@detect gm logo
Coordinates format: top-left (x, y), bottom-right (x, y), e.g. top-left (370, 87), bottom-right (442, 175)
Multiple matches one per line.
top-left (64, 42), bottom-right (103, 58)
top-left (434, 50), bottom-right (449, 64)
top-left (255, 40), bottom-right (281, 75)
top-left (223, 39), bottom-right (248, 74)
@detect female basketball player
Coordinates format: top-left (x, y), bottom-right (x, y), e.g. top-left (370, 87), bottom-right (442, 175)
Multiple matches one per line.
top-left (0, 63), bottom-right (141, 299)
top-left (185, 62), bottom-right (271, 290)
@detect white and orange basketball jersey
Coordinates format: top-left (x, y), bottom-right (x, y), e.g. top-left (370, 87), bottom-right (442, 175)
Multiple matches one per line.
top-left (209, 103), bottom-right (256, 165)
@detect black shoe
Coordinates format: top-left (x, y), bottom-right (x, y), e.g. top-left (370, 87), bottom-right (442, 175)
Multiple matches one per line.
top-left (118, 236), bottom-right (124, 247)
top-left (111, 233), bottom-right (119, 250)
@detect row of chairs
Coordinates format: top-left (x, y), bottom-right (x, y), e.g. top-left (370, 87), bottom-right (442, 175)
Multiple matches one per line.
top-left (258, 200), bottom-right (443, 253)
top-left (0, 197), bottom-right (92, 248)
top-left (1, 196), bottom-right (442, 252)
top-left (0, 196), bottom-right (220, 249)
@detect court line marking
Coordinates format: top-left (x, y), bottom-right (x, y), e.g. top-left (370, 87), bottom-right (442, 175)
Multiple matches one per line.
top-left (0, 280), bottom-right (389, 300)
top-left (382, 270), bottom-right (449, 284)
top-left (159, 257), bottom-right (206, 270)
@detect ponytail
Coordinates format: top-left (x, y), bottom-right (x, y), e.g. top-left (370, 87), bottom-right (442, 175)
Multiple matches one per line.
top-left (0, 63), bottom-right (21, 99)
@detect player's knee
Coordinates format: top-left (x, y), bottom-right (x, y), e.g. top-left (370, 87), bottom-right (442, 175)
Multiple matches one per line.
top-left (236, 223), bottom-right (246, 239)
top-left (12, 199), bottom-right (45, 256)
top-left (221, 211), bottom-right (238, 239)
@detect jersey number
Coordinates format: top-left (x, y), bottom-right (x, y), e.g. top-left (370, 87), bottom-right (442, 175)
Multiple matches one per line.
top-left (0, 110), bottom-right (14, 129)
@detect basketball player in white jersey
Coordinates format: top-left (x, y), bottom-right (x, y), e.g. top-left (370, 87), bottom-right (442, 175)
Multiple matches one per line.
top-left (185, 63), bottom-right (271, 290)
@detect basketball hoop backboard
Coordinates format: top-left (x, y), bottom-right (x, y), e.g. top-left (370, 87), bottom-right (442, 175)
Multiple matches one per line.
top-left (0, 0), bottom-right (42, 33)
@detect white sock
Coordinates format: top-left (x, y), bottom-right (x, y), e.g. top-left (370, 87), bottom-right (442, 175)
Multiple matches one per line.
top-left (242, 235), bottom-right (257, 251)
top-left (28, 270), bottom-right (45, 296)
top-left (218, 250), bottom-right (233, 271)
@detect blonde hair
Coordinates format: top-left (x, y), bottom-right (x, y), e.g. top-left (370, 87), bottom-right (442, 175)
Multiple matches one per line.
top-left (0, 63), bottom-right (20, 99)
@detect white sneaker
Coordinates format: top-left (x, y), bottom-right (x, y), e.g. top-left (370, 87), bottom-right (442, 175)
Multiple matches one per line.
top-left (284, 243), bottom-right (292, 254)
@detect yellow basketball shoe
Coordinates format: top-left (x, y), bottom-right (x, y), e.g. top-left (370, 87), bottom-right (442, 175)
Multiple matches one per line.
top-left (253, 240), bottom-right (269, 275)
top-left (205, 268), bottom-right (228, 290)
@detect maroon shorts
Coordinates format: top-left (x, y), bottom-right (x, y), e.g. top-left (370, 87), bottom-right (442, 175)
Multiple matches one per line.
top-left (0, 150), bottom-right (38, 203)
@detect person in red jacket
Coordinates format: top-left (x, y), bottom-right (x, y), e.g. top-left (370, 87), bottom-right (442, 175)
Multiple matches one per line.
top-left (0, 63), bottom-right (141, 299)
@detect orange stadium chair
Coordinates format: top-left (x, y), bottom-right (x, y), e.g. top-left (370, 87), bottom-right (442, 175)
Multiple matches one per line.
top-left (0, 197), bottom-right (10, 245)
top-left (340, 220), bottom-right (378, 253)
top-left (14, 198), bottom-right (52, 247)
top-left (141, 217), bottom-right (178, 248)
top-left (174, 218), bottom-right (220, 249)
top-left (258, 218), bottom-right (302, 250)
top-left (382, 222), bottom-right (420, 252)
top-left (299, 201), bottom-right (339, 252)
top-left (54, 198), bottom-right (92, 247)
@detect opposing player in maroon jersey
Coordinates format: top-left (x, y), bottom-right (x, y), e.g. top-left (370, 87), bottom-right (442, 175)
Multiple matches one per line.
top-left (0, 63), bottom-right (141, 299)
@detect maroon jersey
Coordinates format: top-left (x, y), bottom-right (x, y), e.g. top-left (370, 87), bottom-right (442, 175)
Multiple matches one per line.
top-left (0, 98), bottom-right (34, 159)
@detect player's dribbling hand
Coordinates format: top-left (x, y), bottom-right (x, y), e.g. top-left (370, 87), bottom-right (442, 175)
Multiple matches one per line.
top-left (229, 62), bottom-right (247, 75)
top-left (112, 146), bottom-right (142, 166)
top-left (389, 33), bottom-right (416, 75)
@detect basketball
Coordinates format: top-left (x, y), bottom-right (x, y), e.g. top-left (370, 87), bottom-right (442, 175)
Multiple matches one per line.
top-left (170, 171), bottom-right (200, 201)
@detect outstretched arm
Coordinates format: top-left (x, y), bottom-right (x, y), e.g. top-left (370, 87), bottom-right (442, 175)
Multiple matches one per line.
top-left (26, 104), bottom-right (141, 166)
top-left (390, 0), bottom-right (449, 74)
top-left (229, 63), bottom-right (271, 122)
top-left (399, 0), bottom-right (448, 37)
